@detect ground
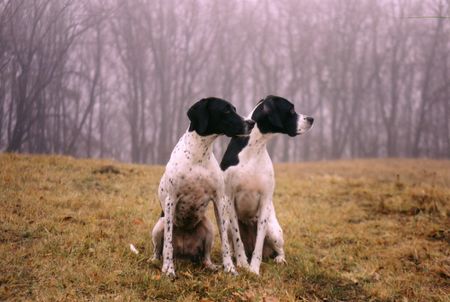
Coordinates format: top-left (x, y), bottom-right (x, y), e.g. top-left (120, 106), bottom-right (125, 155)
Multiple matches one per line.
top-left (0, 154), bottom-right (449, 301)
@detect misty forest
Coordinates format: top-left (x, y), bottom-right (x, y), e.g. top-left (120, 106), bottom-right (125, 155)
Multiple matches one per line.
top-left (1, 0), bottom-right (449, 164)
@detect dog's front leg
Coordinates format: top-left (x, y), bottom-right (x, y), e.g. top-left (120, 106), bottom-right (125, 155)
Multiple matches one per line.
top-left (249, 198), bottom-right (271, 275)
top-left (162, 195), bottom-right (176, 278)
top-left (214, 195), bottom-right (237, 275)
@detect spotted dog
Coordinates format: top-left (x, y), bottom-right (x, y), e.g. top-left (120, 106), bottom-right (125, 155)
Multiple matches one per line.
top-left (220, 95), bottom-right (314, 275)
top-left (151, 97), bottom-right (254, 278)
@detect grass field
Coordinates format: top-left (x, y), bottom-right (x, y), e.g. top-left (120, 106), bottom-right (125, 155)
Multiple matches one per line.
top-left (1, 154), bottom-right (449, 301)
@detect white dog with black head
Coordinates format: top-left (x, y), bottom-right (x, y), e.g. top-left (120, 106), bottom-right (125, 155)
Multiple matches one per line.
top-left (152, 97), bottom-right (254, 278)
top-left (220, 95), bottom-right (314, 275)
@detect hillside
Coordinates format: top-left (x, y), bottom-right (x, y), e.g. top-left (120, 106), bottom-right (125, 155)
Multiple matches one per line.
top-left (1, 154), bottom-right (449, 301)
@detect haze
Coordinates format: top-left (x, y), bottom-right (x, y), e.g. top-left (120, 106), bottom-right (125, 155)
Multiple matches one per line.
top-left (1, 0), bottom-right (449, 163)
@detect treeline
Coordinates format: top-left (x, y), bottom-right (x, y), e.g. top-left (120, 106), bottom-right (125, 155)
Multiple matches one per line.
top-left (1, 0), bottom-right (449, 163)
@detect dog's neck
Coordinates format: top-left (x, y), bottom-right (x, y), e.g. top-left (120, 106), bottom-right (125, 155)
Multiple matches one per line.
top-left (241, 126), bottom-right (273, 156)
top-left (244, 106), bottom-right (274, 152)
top-left (248, 127), bottom-right (272, 148)
top-left (180, 130), bottom-right (217, 163)
top-left (220, 125), bottom-right (273, 171)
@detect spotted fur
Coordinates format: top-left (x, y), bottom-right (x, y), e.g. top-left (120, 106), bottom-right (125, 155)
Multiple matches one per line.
top-left (221, 95), bottom-right (314, 275)
top-left (151, 97), bottom-right (253, 278)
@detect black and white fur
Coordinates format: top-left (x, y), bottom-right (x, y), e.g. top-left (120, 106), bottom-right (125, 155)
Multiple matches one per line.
top-left (220, 95), bottom-right (314, 275)
top-left (151, 97), bottom-right (254, 278)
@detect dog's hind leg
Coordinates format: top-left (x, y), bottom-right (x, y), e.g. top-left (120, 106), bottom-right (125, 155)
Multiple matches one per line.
top-left (201, 218), bottom-right (219, 271)
top-left (151, 217), bottom-right (164, 261)
top-left (265, 211), bottom-right (286, 264)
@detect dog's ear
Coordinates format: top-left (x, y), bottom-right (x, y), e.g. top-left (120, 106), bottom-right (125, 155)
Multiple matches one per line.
top-left (251, 99), bottom-right (266, 121)
top-left (187, 98), bottom-right (209, 135)
top-left (263, 98), bottom-right (283, 129)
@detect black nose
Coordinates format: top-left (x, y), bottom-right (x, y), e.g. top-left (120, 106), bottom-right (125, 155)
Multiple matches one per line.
top-left (246, 120), bottom-right (255, 130)
top-left (305, 117), bottom-right (314, 125)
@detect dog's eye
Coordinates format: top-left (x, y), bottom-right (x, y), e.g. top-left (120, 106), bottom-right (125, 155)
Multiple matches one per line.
top-left (224, 109), bottom-right (231, 114)
top-left (289, 108), bottom-right (296, 115)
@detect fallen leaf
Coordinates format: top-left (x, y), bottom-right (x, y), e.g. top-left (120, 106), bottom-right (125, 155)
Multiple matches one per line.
top-left (180, 271), bottom-right (194, 279)
top-left (132, 218), bottom-right (144, 225)
top-left (129, 244), bottom-right (139, 254)
top-left (263, 296), bottom-right (279, 302)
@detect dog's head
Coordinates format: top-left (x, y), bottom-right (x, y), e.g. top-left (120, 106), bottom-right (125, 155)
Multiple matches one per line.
top-left (251, 95), bottom-right (314, 136)
top-left (188, 97), bottom-right (254, 137)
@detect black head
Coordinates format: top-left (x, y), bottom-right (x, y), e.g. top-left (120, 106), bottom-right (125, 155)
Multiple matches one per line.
top-left (251, 95), bottom-right (314, 137)
top-left (187, 97), bottom-right (253, 137)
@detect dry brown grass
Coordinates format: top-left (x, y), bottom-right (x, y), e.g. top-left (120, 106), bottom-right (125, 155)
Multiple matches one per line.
top-left (1, 154), bottom-right (449, 301)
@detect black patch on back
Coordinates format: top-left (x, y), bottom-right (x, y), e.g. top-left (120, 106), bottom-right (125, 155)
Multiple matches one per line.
top-left (220, 136), bottom-right (250, 171)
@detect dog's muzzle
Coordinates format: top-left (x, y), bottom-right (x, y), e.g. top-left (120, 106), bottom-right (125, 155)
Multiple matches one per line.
top-left (296, 115), bottom-right (314, 135)
top-left (237, 120), bottom-right (255, 137)
top-left (246, 120), bottom-right (255, 131)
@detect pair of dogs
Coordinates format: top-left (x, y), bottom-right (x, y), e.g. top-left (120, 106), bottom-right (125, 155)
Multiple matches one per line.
top-left (151, 95), bottom-right (314, 278)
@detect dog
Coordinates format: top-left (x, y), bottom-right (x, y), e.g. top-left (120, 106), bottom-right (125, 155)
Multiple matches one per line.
top-left (151, 97), bottom-right (254, 278)
top-left (220, 95), bottom-right (314, 275)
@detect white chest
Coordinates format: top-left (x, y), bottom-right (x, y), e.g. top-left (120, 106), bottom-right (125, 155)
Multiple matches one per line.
top-left (158, 131), bottom-right (223, 227)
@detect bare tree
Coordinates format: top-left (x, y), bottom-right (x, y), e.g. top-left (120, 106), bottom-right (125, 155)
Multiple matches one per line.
top-left (1, 0), bottom-right (449, 162)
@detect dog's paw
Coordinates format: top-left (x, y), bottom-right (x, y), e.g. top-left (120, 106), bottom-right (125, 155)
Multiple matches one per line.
top-left (224, 264), bottom-right (238, 275)
top-left (236, 258), bottom-right (250, 270)
top-left (150, 254), bottom-right (161, 262)
top-left (248, 265), bottom-right (260, 275)
top-left (274, 255), bottom-right (287, 264)
top-left (249, 259), bottom-right (261, 275)
top-left (203, 261), bottom-right (219, 272)
top-left (163, 269), bottom-right (176, 280)
top-left (165, 270), bottom-right (176, 280)
top-left (162, 262), bottom-right (176, 279)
